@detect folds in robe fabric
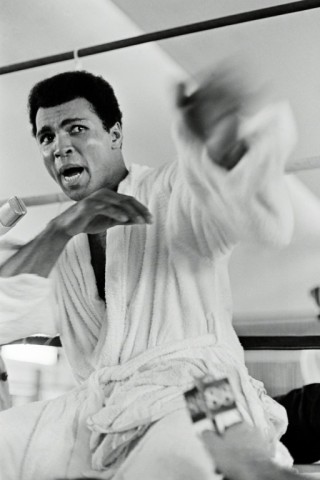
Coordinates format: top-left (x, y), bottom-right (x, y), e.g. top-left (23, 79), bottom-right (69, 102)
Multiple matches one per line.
top-left (0, 102), bottom-right (296, 479)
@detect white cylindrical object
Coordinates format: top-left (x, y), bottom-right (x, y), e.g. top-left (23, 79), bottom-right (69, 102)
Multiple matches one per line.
top-left (0, 196), bottom-right (27, 236)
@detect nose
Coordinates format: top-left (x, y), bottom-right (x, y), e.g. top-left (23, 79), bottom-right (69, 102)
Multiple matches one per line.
top-left (54, 132), bottom-right (74, 159)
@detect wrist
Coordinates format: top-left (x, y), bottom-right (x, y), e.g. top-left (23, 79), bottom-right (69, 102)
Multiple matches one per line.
top-left (242, 458), bottom-right (283, 480)
top-left (47, 217), bottom-right (73, 243)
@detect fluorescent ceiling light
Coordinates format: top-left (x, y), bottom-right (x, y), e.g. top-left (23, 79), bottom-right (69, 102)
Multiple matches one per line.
top-left (2, 345), bottom-right (58, 366)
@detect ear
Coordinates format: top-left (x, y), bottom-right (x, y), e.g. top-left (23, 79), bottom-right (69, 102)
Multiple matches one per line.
top-left (110, 122), bottom-right (123, 149)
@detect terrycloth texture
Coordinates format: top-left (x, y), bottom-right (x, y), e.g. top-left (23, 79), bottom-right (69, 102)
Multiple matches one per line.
top-left (0, 102), bottom-right (296, 479)
top-left (0, 239), bottom-right (59, 343)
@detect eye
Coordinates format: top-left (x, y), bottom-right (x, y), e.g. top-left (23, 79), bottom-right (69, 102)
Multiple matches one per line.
top-left (39, 133), bottom-right (54, 146)
top-left (70, 125), bottom-right (87, 134)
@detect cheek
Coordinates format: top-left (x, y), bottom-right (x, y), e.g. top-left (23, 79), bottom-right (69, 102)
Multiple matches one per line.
top-left (85, 138), bottom-right (106, 147)
top-left (85, 135), bottom-right (112, 158)
top-left (42, 156), bottom-right (57, 180)
top-left (85, 144), bottom-right (110, 169)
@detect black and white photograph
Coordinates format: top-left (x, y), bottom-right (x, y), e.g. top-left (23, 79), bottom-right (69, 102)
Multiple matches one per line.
top-left (1, 1), bottom-right (320, 479)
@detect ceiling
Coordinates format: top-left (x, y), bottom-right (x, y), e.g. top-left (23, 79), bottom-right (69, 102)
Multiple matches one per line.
top-left (1, 0), bottom-right (320, 317)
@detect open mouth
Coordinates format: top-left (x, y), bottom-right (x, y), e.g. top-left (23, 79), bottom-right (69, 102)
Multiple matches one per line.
top-left (60, 166), bottom-right (85, 185)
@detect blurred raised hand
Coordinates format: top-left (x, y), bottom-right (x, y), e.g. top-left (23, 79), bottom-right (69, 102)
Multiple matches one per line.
top-left (175, 61), bottom-right (262, 169)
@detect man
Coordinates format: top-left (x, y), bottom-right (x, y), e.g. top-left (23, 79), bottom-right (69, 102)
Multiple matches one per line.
top-left (0, 69), bottom-right (296, 479)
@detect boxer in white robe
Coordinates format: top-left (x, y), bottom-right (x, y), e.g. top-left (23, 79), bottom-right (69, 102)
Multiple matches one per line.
top-left (0, 69), bottom-right (296, 479)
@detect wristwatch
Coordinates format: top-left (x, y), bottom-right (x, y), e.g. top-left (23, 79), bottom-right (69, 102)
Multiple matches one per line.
top-left (184, 374), bottom-right (243, 435)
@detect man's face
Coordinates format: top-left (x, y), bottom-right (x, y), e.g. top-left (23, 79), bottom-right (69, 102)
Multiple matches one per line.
top-left (35, 97), bottom-right (124, 201)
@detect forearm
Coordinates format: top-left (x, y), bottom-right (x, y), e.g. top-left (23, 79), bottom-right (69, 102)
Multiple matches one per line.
top-left (201, 426), bottom-right (307, 480)
top-left (173, 102), bottom-right (295, 249)
top-left (0, 219), bottom-right (71, 278)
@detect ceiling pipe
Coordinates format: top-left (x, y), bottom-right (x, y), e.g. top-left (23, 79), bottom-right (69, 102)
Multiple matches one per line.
top-left (1, 0), bottom-right (319, 75)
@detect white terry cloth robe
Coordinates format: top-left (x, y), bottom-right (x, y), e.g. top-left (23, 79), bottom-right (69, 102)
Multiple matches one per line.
top-left (0, 102), bottom-right (296, 480)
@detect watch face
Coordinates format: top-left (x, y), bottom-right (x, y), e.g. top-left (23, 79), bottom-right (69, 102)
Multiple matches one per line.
top-left (184, 376), bottom-right (243, 435)
top-left (184, 386), bottom-right (207, 423)
top-left (202, 377), bottom-right (236, 412)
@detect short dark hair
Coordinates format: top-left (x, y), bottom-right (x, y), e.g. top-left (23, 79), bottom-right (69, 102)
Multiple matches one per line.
top-left (28, 70), bottom-right (123, 136)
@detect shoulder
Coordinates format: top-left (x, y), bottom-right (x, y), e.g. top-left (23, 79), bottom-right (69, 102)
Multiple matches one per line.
top-left (120, 161), bottom-right (178, 199)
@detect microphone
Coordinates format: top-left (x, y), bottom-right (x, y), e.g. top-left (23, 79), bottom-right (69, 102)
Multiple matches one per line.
top-left (0, 196), bottom-right (27, 236)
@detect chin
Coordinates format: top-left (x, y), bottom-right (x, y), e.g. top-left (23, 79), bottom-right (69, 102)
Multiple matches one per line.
top-left (63, 188), bottom-right (87, 202)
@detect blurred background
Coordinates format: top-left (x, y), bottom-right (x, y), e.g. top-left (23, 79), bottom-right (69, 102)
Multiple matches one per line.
top-left (1, 0), bottom-right (320, 405)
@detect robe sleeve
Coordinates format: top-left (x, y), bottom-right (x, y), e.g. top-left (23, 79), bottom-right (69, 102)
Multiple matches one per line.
top-left (168, 102), bottom-right (297, 259)
top-left (0, 238), bottom-right (59, 345)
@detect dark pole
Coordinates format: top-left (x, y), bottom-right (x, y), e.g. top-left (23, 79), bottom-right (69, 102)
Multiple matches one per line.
top-left (1, 0), bottom-right (320, 75)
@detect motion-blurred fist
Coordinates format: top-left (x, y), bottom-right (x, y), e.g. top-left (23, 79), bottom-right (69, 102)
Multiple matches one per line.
top-left (176, 64), bottom-right (253, 169)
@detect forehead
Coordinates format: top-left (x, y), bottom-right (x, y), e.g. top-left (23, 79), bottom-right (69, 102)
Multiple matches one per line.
top-left (35, 97), bottom-right (100, 131)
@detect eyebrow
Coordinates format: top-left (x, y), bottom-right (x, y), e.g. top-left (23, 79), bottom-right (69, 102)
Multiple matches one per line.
top-left (36, 117), bottom-right (87, 140)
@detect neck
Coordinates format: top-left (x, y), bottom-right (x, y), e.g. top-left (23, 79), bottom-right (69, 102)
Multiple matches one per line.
top-left (114, 165), bottom-right (129, 192)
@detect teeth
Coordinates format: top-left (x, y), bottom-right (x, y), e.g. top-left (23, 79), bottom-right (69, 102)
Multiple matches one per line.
top-left (63, 173), bottom-right (81, 183)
